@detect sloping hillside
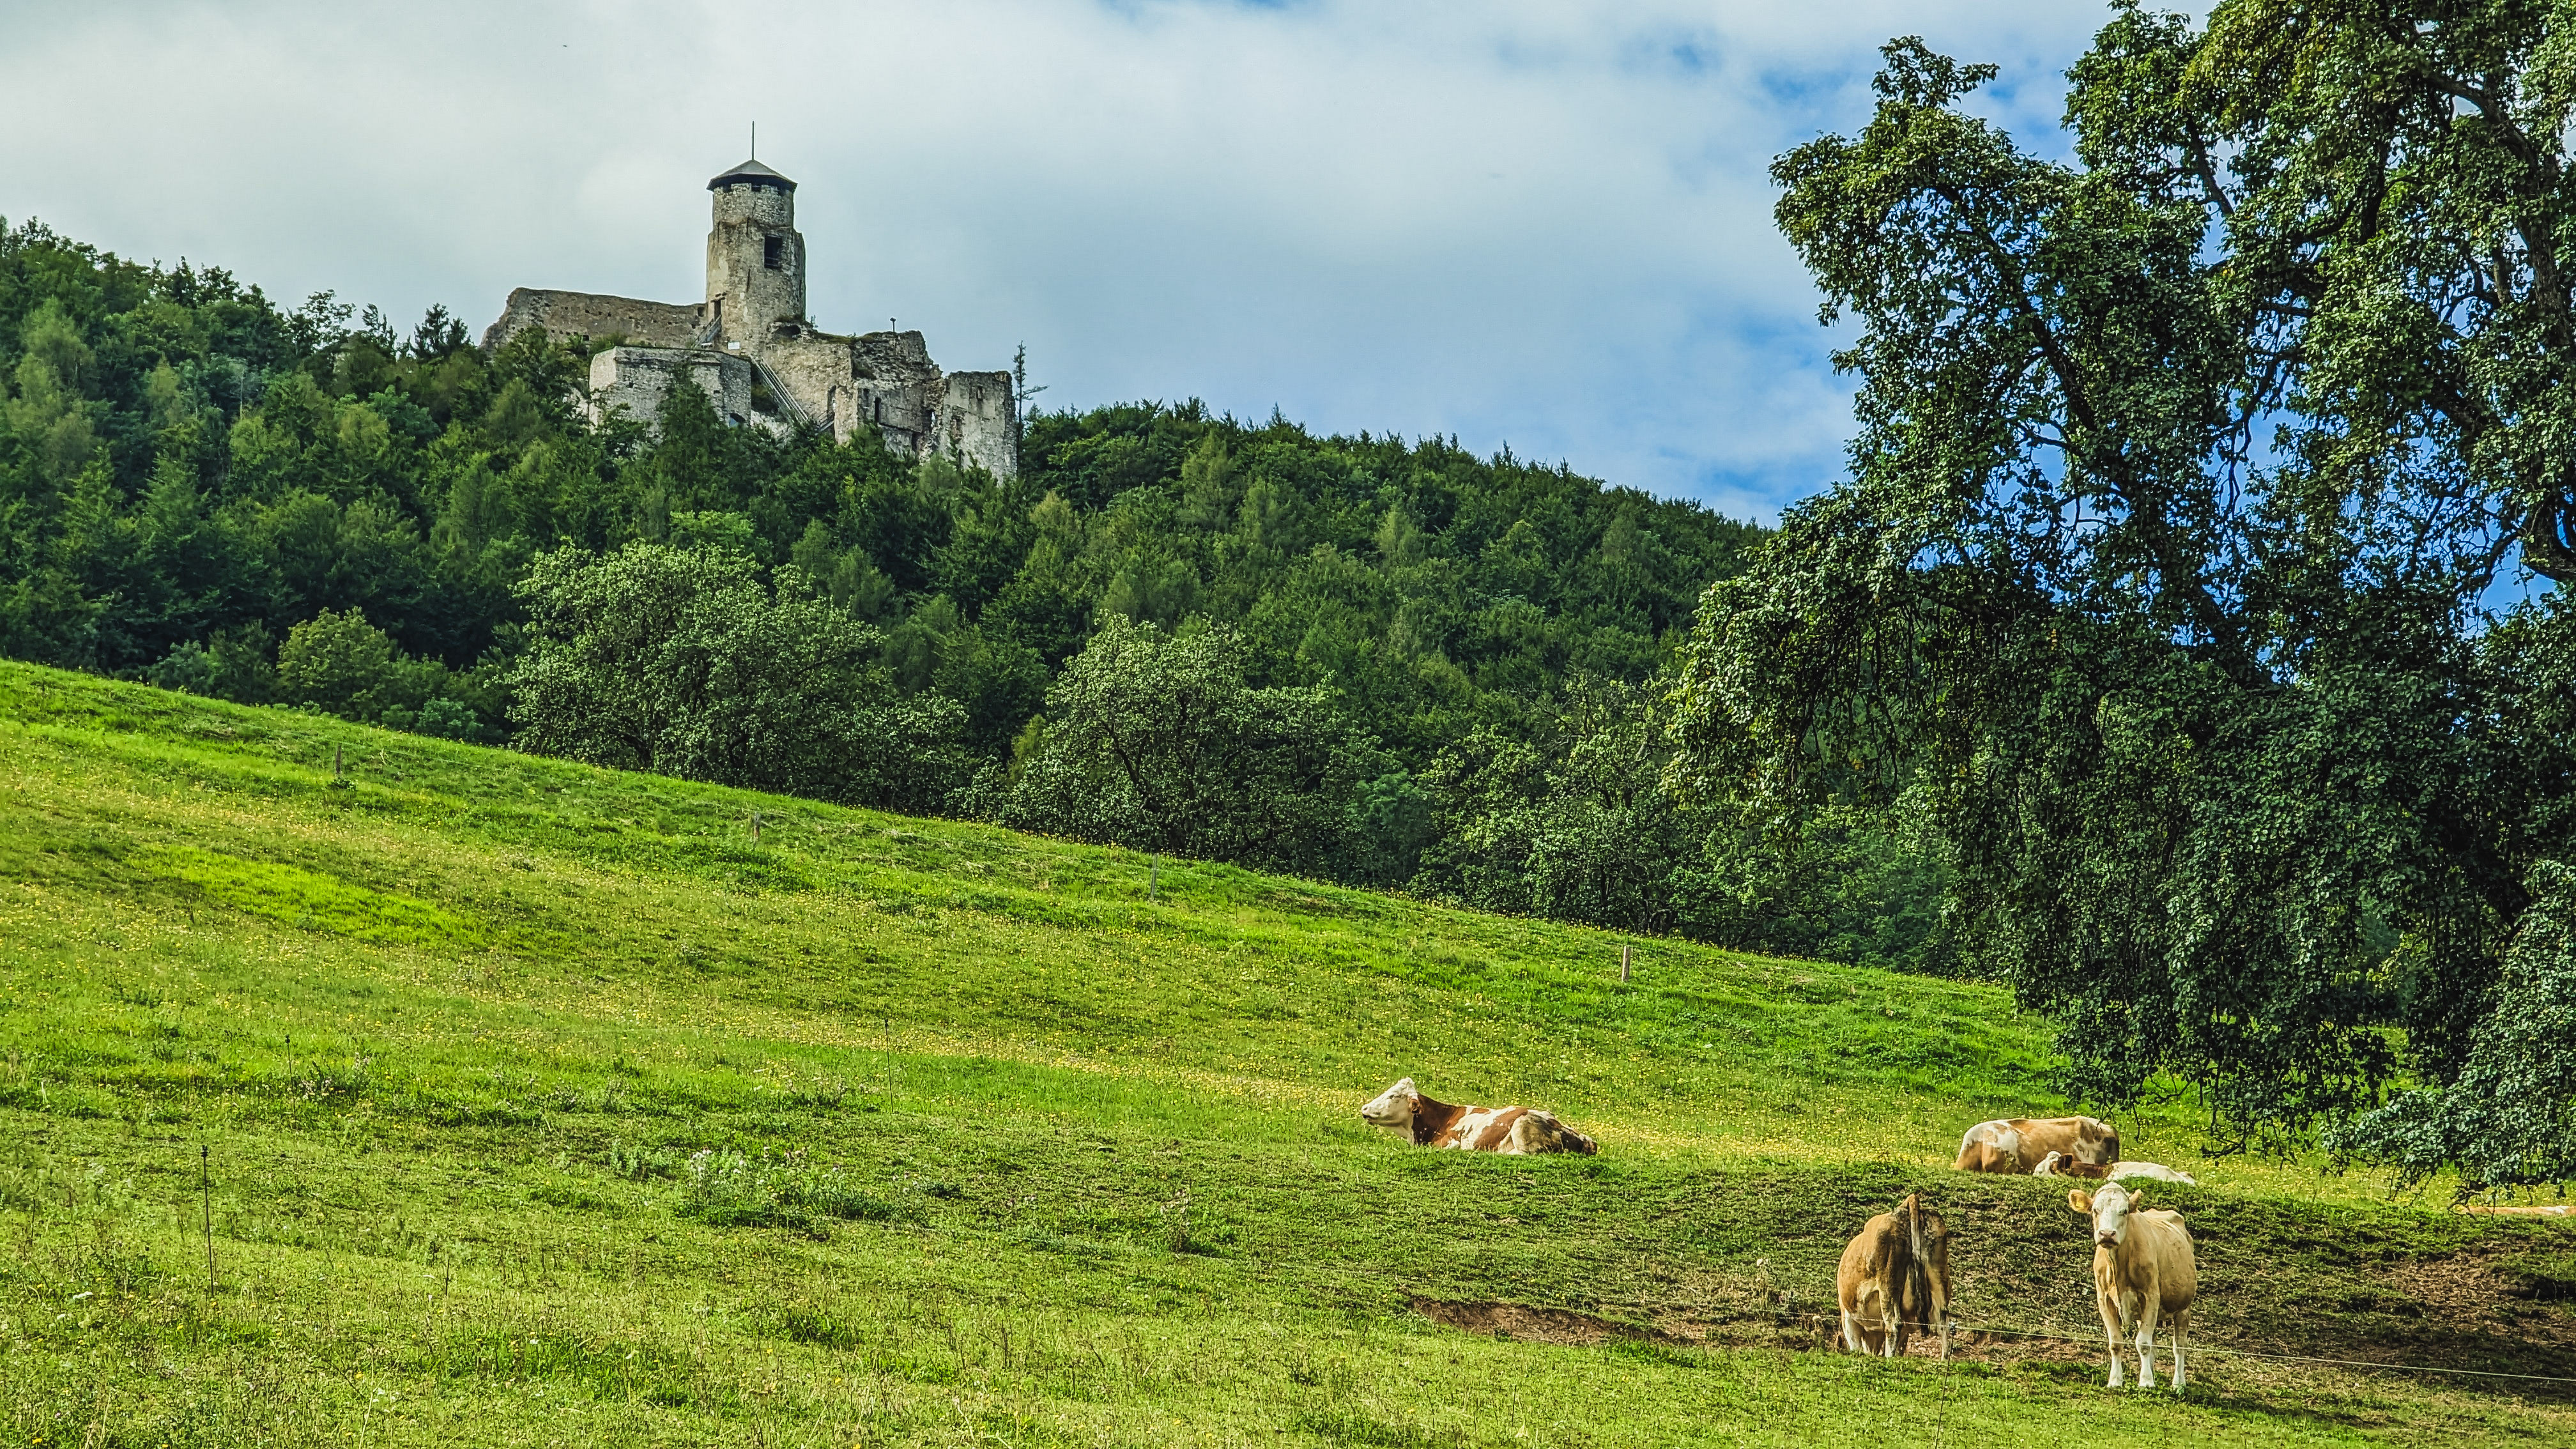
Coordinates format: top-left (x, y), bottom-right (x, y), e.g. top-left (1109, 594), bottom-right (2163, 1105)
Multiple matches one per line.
top-left (2, 661), bottom-right (2570, 1446)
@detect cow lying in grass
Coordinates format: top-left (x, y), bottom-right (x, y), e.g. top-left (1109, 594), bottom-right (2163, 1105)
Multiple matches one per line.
top-left (1955, 1116), bottom-right (2119, 1174)
top-left (1836, 1192), bottom-right (1953, 1360)
top-left (1358, 1078), bottom-right (1598, 1154)
top-left (2071, 1181), bottom-right (2195, 1391)
top-left (2033, 1151), bottom-right (2197, 1185)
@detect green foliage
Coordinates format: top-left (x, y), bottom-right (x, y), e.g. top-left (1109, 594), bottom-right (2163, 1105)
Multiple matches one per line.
top-left (0, 217), bottom-right (591, 693)
top-left (1673, 12), bottom-right (2576, 1169)
top-left (1413, 681), bottom-right (1956, 972)
top-left (992, 616), bottom-right (1377, 873)
top-left (1694, 807), bottom-right (1957, 976)
top-left (1416, 679), bottom-right (1699, 935)
top-left (273, 606), bottom-right (496, 738)
top-left (2335, 861), bottom-right (2576, 1190)
top-left (507, 540), bottom-right (967, 809)
top-left (675, 1148), bottom-right (905, 1232)
top-left (275, 606), bottom-right (395, 712)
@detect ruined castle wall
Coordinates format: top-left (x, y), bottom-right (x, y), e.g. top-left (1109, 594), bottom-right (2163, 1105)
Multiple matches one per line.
top-left (756, 332), bottom-right (859, 433)
top-left (940, 371), bottom-right (1018, 479)
top-left (843, 330), bottom-right (945, 457)
top-left (851, 330), bottom-right (939, 381)
top-left (492, 174), bottom-right (1014, 475)
top-left (588, 346), bottom-right (758, 431)
top-left (482, 289), bottom-right (703, 351)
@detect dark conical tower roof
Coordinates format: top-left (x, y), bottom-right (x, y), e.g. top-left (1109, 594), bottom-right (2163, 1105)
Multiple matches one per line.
top-left (707, 158), bottom-right (795, 192)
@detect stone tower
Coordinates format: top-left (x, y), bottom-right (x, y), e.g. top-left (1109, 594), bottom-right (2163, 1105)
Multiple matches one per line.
top-left (703, 159), bottom-right (806, 345)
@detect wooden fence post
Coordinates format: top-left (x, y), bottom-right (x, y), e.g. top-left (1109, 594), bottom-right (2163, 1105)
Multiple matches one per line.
top-left (201, 1143), bottom-right (215, 1291)
top-left (1620, 944), bottom-right (1632, 983)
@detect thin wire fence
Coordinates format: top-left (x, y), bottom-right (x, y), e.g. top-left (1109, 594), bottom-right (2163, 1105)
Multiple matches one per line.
top-left (1773, 1308), bottom-right (2576, 1386)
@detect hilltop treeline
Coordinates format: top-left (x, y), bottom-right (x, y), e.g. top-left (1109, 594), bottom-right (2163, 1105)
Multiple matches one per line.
top-left (0, 216), bottom-right (1948, 969)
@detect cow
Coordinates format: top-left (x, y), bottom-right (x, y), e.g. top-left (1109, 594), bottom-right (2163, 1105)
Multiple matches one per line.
top-left (2069, 1181), bottom-right (2195, 1391)
top-left (1955, 1116), bottom-right (2119, 1174)
top-left (2034, 1151), bottom-right (2197, 1186)
top-left (1358, 1078), bottom-right (1598, 1155)
top-left (1836, 1193), bottom-right (1954, 1360)
top-left (2032, 1151), bottom-right (2110, 1179)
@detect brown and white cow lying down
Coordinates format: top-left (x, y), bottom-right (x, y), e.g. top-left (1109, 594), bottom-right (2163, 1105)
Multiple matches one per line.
top-left (1836, 1193), bottom-right (1954, 1360)
top-left (2071, 1181), bottom-right (2195, 1391)
top-left (1359, 1078), bottom-right (1597, 1155)
top-left (1955, 1116), bottom-right (2119, 1174)
top-left (2033, 1151), bottom-right (2197, 1185)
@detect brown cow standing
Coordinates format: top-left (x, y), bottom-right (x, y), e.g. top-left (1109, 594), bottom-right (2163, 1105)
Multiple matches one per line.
top-left (1955, 1116), bottom-right (2119, 1174)
top-left (1836, 1193), bottom-right (1954, 1360)
top-left (2070, 1181), bottom-right (2195, 1390)
top-left (1358, 1078), bottom-right (1598, 1155)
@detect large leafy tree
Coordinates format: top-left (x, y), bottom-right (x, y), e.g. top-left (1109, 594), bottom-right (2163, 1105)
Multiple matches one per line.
top-left (1673, 4), bottom-right (2576, 1177)
top-left (508, 541), bottom-right (966, 811)
top-left (1414, 678), bottom-right (1704, 937)
top-left (993, 615), bottom-right (1377, 874)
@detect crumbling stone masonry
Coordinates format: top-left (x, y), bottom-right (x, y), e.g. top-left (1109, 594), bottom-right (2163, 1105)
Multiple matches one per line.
top-left (482, 158), bottom-right (1016, 478)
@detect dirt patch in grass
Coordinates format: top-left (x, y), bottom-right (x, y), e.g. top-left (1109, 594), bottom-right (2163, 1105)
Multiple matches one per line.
top-left (1412, 1292), bottom-right (2095, 1362)
top-left (2356, 1249), bottom-right (2576, 1353)
top-left (1414, 1238), bottom-right (2576, 1392)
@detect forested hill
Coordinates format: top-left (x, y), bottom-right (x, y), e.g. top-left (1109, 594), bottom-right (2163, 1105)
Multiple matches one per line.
top-left (0, 217), bottom-right (1938, 965)
top-left (1010, 404), bottom-right (1762, 762)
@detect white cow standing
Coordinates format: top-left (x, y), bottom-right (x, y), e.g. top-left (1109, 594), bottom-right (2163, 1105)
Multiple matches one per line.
top-left (2070, 1181), bottom-right (2196, 1391)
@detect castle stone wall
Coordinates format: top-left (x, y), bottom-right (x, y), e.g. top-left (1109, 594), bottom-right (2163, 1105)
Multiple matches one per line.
top-left (489, 162), bottom-right (1016, 477)
top-left (941, 372), bottom-right (1016, 479)
top-left (482, 288), bottom-right (704, 352)
top-left (588, 346), bottom-right (758, 431)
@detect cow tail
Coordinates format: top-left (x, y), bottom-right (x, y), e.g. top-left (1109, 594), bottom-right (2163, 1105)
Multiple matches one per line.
top-left (1900, 1197), bottom-right (1928, 1334)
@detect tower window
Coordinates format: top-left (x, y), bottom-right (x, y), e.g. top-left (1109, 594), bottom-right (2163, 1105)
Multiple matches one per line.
top-left (763, 235), bottom-right (785, 271)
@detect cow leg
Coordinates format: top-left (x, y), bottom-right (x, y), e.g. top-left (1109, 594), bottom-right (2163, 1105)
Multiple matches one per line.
top-left (1839, 1309), bottom-right (1864, 1355)
top-left (2169, 1311), bottom-right (2188, 1392)
top-left (2097, 1293), bottom-right (2126, 1389)
top-left (2133, 1295), bottom-right (2160, 1390)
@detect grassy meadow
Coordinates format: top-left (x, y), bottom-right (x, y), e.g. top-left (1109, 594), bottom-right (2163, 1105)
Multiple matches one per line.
top-left (1, 659), bottom-right (2572, 1446)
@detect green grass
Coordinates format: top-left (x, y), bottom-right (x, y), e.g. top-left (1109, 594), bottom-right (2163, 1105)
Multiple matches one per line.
top-left (1, 659), bottom-right (2570, 1446)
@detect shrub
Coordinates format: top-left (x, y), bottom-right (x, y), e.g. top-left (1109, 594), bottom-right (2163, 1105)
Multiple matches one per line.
top-left (673, 1149), bottom-right (904, 1232)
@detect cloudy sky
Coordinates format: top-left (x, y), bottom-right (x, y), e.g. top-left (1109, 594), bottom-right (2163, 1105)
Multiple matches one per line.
top-left (0, 1), bottom-right (2131, 521)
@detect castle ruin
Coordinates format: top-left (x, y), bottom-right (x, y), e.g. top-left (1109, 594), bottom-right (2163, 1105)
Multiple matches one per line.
top-left (482, 158), bottom-right (1016, 478)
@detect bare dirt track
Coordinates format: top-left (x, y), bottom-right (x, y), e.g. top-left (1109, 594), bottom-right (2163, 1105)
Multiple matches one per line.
top-left (1412, 1230), bottom-right (2576, 1395)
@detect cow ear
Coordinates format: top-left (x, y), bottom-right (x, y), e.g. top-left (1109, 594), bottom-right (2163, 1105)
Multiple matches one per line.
top-left (2128, 1187), bottom-right (2145, 1208)
top-left (2068, 1190), bottom-right (2092, 1213)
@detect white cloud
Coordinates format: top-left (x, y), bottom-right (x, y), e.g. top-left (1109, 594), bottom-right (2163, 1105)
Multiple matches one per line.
top-left (0, 0), bottom-right (2129, 518)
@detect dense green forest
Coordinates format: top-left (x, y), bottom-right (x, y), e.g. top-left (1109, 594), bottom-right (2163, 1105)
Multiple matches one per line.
top-left (0, 216), bottom-right (1949, 969)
